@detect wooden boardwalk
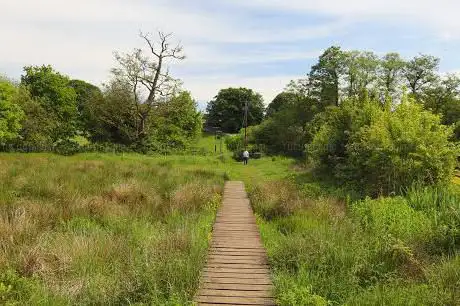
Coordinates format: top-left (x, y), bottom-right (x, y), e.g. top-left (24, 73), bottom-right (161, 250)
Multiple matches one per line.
top-left (195, 181), bottom-right (275, 305)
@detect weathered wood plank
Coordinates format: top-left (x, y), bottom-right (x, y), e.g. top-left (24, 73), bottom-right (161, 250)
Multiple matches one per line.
top-left (203, 272), bottom-right (271, 279)
top-left (196, 295), bottom-right (276, 305)
top-left (203, 267), bottom-right (270, 274)
top-left (198, 289), bottom-right (272, 298)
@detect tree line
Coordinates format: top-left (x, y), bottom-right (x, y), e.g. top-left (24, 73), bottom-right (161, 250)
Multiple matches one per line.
top-left (0, 32), bottom-right (202, 154)
top-left (214, 47), bottom-right (460, 197)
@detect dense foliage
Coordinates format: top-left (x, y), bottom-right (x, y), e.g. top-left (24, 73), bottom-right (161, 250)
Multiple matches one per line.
top-left (0, 33), bottom-right (201, 154)
top-left (0, 67), bottom-right (201, 153)
top-left (205, 87), bottom-right (265, 133)
top-left (230, 46), bottom-right (460, 197)
top-left (307, 94), bottom-right (457, 196)
top-left (0, 77), bottom-right (24, 144)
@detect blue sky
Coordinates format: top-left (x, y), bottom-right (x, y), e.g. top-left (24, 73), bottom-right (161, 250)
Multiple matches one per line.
top-left (2, 0), bottom-right (460, 110)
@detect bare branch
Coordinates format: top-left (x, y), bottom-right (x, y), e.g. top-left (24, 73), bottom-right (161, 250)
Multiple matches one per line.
top-left (111, 30), bottom-right (185, 139)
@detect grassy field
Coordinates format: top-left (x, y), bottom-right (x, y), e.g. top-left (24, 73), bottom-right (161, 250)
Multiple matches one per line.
top-left (1, 151), bottom-right (459, 305)
top-left (249, 171), bottom-right (460, 305)
top-left (0, 153), bottom-right (226, 305)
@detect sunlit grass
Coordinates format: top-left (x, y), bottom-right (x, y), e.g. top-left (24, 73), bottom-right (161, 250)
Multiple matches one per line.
top-left (0, 153), bottom-right (224, 305)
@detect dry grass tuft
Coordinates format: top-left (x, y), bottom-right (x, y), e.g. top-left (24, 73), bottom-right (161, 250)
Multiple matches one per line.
top-left (170, 183), bottom-right (221, 214)
top-left (73, 161), bottom-right (105, 172)
top-left (251, 181), bottom-right (307, 220)
top-left (106, 182), bottom-right (147, 204)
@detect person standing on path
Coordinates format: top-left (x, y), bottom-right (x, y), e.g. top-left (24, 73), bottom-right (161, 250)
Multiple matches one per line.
top-left (242, 150), bottom-right (249, 165)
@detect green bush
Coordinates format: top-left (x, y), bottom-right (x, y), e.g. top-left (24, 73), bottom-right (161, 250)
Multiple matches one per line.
top-left (352, 197), bottom-right (433, 244)
top-left (53, 139), bottom-right (81, 156)
top-left (308, 95), bottom-right (458, 196)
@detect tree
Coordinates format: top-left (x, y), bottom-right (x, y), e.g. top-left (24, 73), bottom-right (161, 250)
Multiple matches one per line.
top-left (266, 92), bottom-right (298, 117)
top-left (255, 95), bottom-right (316, 156)
top-left (423, 74), bottom-right (460, 141)
top-left (205, 87), bottom-right (264, 133)
top-left (285, 78), bottom-right (309, 96)
top-left (344, 50), bottom-right (360, 97)
top-left (20, 65), bottom-right (78, 141)
top-left (343, 51), bottom-right (380, 97)
top-left (0, 78), bottom-right (24, 144)
top-left (380, 52), bottom-right (406, 95)
top-left (403, 54), bottom-right (440, 96)
top-left (12, 87), bottom-right (55, 148)
top-left (355, 51), bottom-right (380, 91)
top-left (69, 79), bottom-right (102, 134)
top-left (309, 46), bottom-right (346, 107)
top-left (149, 91), bottom-right (202, 151)
top-left (111, 31), bottom-right (185, 143)
top-left (85, 79), bottom-right (138, 145)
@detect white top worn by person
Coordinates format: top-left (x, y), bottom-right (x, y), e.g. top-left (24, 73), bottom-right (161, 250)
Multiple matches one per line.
top-left (243, 150), bottom-right (249, 158)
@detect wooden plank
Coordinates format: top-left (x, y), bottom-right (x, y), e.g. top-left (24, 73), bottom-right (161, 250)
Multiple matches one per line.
top-left (198, 289), bottom-right (272, 298)
top-left (210, 248), bottom-right (266, 253)
top-left (203, 272), bottom-right (271, 279)
top-left (207, 259), bottom-right (267, 265)
top-left (210, 249), bottom-right (267, 254)
top-left (204, 268), bottom-right (270, 274)
top-left (208, 254), bottom-right (266, 260)
top-left (201, 283), bottom-right (273, 291)
top-left (196, 296), bottom-right (275, 305)
top-left (206, 262), bottom-right (268, 269)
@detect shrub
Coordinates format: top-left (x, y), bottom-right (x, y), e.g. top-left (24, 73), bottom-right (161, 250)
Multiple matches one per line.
top-left (352, 197), bottom-right (433, 244)
top-left (308, 95), bottom-right (458, 196)
top-left (53, 139), bottom-right (81, 156)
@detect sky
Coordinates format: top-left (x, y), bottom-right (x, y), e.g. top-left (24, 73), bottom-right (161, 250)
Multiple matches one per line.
top-left (2, 0), bottom-right (460, 110)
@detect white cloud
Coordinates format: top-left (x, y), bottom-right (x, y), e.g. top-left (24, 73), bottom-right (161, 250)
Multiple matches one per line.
top-left (230, 0), bottom-right (460, 39)
top-left (2, 0), bottom-right (460, 105)
top-left (182, 74), bottom-right (302, 104)
top-left (1, 0), bottom-right (323, 101)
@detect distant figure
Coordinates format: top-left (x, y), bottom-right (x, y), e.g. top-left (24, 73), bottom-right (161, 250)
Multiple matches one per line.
top-left (242, 150), bottom-right (249, 165)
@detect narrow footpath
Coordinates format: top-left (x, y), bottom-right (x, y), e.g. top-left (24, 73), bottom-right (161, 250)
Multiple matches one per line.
top-left (195, 181), bottom-right (275, 305)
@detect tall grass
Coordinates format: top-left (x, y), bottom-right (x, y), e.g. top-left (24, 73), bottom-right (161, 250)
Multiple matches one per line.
top-left (0, 153), bottom-right (224, 305)
top-left (250, 179), bottom-right (460, 305)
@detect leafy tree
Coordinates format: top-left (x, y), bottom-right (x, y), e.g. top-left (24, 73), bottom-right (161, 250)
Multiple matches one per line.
top-left (254, 94), bottom-right (318, 156)
top-left (285, 78), bottom-right (310, 96)
top-left (85, 79), bottom-right (138, 145)
top-left (403, 54), bottom-right (440, 96)
top-left (423, 74), bottom-right (460, 141)
top-left (379, 52), bottom-right (406, 95)
top-left (12, 87), bottom-right (55, 148)
top-left (69, 79), bottom-right (102, 133)
top-left (344, 50), bottom-right (361, 97)
top-left (343, 51), bottom-right (380, 97)
top-left (355, 51), bottom-right (380, 90)
top-left (20, 65), bottom-right (78, 141)
top-left (205, 87), bottom-right (264, 133)
top-left (149, 91), bottom-right (202, 151)
top-left (309, 46), bottom-right (346, 107)
top-left (266, 92), bottom-right (298, 117)
top-left (307, 96), bottom-right (381, 176)
top-left (0, 78), bottom-right (24, 144)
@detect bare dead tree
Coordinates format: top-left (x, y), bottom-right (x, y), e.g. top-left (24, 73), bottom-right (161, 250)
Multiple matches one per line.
top-left (111, 31), bottom-right (185, 140)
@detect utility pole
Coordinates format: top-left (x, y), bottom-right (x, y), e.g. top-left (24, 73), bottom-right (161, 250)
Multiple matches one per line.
top-left (244, 100), bottom-right (248, 150)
